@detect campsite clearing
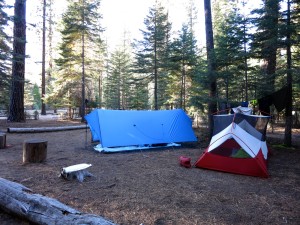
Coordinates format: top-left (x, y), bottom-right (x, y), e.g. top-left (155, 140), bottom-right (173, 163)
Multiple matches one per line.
top-left (0, 118), bottom-right (299, 225)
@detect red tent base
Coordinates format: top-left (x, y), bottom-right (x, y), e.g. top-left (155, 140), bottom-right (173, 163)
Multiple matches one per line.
top-left (195, 149), bottom-right (268, 178)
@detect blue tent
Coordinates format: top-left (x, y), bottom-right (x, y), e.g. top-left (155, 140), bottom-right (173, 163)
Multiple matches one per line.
top-left (85, 109), bottom-right (197, 149)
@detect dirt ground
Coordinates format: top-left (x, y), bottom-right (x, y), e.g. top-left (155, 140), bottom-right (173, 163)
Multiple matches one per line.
top-left (0, 117), bottom-right (299, 225)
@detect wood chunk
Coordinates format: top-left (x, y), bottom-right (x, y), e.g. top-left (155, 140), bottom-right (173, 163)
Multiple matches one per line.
top-left (23, 139), bottom-right (48, 163)
top-left (0, 133), bottom-right (6, 149)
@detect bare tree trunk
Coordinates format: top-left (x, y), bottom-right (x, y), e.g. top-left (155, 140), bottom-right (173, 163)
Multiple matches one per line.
top-left (284, 0), bottom-right (292, 146)
top-left (81, 0), bottom-right (86, 122)
top-left (41, 0), bottom-right (46, 115)
top-left (154, 14), bottom-right (158, 110)
top-left (8, 0), bottom-right (26, 122)
top-left (99, 72), bottom-right (102, 108)
top-left (180, 61), bottom-right (184, 109)
top-left (204, 0), bottom-right (217, 138)
top-left (243, 21), bottom-right (248, 102)
top-left (182, 62), bottom-right (186, 111)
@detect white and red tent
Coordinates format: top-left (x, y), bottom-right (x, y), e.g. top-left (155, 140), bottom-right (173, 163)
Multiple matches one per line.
top-left (195, 113), bottom-right (271, 178)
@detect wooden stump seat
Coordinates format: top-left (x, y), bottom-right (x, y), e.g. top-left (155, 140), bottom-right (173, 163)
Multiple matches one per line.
top-left (0, 133), bottom-right (6, 149)
top-left (23, 139), bottom-right (48, 163)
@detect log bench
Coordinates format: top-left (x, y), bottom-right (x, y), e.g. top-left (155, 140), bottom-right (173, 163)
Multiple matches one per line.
top-left (23, 139), bottom-right (47, 163)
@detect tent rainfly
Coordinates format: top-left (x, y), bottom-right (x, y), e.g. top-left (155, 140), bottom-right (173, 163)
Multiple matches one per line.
top-left (195, 113), bottom-right (271, 178)
top-left (85, 109), bottom-right (197, 152)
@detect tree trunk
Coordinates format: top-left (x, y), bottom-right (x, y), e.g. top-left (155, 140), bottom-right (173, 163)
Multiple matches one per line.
top-left (0, 133), bottom-right (6, 149)
top-left (99, 74), bottom-right (102, 108)
top-left (243, 21), bottom-right (248, 102)
top-left (8, 0), bottom-right (26, 122)
top-left (154, 16), bottom-right (158, 110)
top-left (284, 0), bottom-right (292, 146)
top-left (23, 139), bottom-right (47, 163)
top-left (81, 0), bottom-right (86, 122)
top-left (204, 0), bottom-right (217, 138)
top-left (0, 178), bottom-right (116, 225)
top-left (41, 0), bottom-right (46, 115)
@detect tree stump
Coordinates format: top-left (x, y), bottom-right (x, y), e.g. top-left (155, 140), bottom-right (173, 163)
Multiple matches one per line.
top-left (23, 139), bottom-right (47, 163)
top-left (0, 133), bottom-right (6, 149)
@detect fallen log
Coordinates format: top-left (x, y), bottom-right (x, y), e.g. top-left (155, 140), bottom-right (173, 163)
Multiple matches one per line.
top-left (0, 178), bottom-right (116, 225)
top-left (7, 125), bottom-right (87, 133)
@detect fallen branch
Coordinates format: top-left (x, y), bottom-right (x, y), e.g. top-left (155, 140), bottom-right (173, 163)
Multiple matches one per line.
top-left (7, 125), bottom-right (87, 133)
top-left (0, 178), bottom-right (116, 225)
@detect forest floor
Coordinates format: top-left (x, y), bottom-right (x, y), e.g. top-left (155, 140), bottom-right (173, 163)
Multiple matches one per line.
top-left (0, 115), bottom-right (299, 225)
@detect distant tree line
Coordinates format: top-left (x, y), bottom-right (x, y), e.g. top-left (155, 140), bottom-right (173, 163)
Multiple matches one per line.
top-left (0, 0), bottom-right (299, 145)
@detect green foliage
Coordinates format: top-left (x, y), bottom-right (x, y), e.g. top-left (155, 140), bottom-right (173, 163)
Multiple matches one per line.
top-left (279, 0), bottom-right (300, 110)
top-left (51, 0), bottom-right (104, 110)
top-left (0, 0), bottom-right (11, 109)
top-left (250, 0), bottom-right (280, 96)
top-left (213, 0), bottom-right (254, 105)
top-left (168, 24), bottom-right (199, 111)
top-left (24, 81), bottom-right (34, 108)
top-left (128, 81), bottom-right (149, 110)
top-left (133, 2), bottom-right (172, 109)
top-left (32, 83), bottom-right (41, 109)
top-left (210, 0), bottom-right (299, 118)
top-left (103, 46), bottom-right (133, 109)
top-left (189, 52), bottom-right (210, 112)
top-left (37, 0), bottom-right (299, 128)
top-left (24, 82), bottom-right (41, 110)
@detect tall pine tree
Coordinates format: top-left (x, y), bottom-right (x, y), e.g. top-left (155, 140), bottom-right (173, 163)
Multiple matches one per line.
top-left (214, 1), bottom-right (253, 105)
top-left (169, 24), bottom-right (198, 111)
top-left (103, 45), bottom-right (132, 110)
top-left (54, 0), bottom-right (103, 118)
top-left (251, 0), bottom-right (280, 96)
top-left (204, 0), bottom-right (217, 137)
top-left (133, 1), bottom-right (171, 110)
top-left (8, 0), bottom-right (26, 122)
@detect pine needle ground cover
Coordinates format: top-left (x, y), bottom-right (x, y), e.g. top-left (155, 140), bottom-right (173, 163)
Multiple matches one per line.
top-left (0, 119), bottom-right (299, 225)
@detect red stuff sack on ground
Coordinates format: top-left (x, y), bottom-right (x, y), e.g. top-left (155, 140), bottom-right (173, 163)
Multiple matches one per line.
top-left (179, 156), bottom-right (191, 168)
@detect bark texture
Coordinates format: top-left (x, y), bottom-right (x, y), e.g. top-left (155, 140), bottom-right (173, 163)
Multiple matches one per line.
top-left (0, 178), bottom-right (116, 225)
top-left (8, 0), bottom-right (26, 122)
